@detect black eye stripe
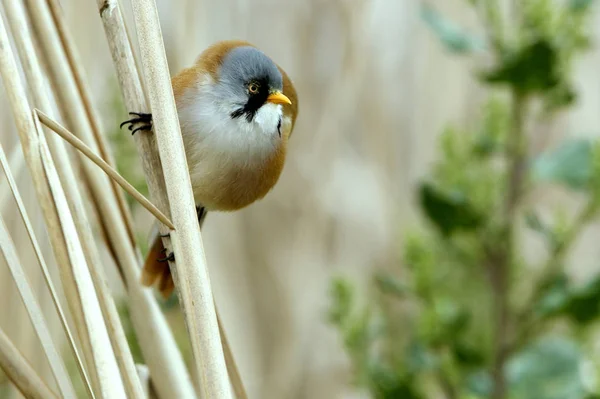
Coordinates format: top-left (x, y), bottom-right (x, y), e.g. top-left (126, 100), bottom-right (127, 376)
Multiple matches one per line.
top-left (277, 118), bottom-right (281, 137)
top-left (230, 76), bottom-right (271, 122)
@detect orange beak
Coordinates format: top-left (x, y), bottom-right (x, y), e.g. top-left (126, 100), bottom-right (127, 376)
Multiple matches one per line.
top-left (266, 91), bottom-right (292, 105)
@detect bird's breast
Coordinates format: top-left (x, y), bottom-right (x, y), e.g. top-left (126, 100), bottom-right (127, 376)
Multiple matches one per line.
top-left (185, 138), bottom-right (287, 211)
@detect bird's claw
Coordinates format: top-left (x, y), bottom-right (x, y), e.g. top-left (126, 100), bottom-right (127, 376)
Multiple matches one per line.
top-left (158, 250), bottom-right (175, 263)
top-left (120, 112), bottom-right (153, 135)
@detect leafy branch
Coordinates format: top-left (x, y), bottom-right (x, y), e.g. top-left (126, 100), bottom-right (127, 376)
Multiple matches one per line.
top-left (330, 1), bottom-right (600, 399)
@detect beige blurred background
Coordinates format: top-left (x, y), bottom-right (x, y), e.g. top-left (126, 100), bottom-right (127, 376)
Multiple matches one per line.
top-left (1, 0), bottom-right (600, 398)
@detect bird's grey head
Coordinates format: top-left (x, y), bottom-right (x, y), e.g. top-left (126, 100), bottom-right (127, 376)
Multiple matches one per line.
top-left (217, 46), bottom-right (289, 122)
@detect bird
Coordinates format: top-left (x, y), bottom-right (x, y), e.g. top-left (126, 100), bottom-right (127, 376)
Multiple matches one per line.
top-left (120, 40), bottom-right (299, 298)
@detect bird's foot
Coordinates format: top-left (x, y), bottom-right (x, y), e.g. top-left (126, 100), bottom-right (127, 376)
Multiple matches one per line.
top-left (120, 112), bottom-right (153, 135)
top-left (158, 247), bottom-right (175, 262)
top-left (196, 206), bottom-right (206, 222)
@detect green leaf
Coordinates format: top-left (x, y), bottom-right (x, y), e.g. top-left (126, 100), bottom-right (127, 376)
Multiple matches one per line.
top-left (452, 341), bottom-right (486, 368)
top-left (419, 182), bottom-right (483, 235)
top-left (482, 39), bottom-right (560, 94)
top-left (533, 139), bottom-right (594, 190)
top-left (374, 272), bottom-right (409, 298)
top-left (435, 300), bottom-right (470, 339)
top-left (507, 336), bottom-right (585, 399)
top-left (570, 0), bottom-right (595, 11)
top-left (405, 341), bottom-right (438, 373)
top-left (543, 83), bottom-right (577, 113)
top-left (564, 276), bottom-right (600, 325)
top-left (524, 210), bottom-right (546, 235)
top-left (534, 273), bottom-right (570, 318)
top-left (465, 370), bottom-right (493, 397)
top-left (420, 4), bottom-right (484, 54)
top-left (328, 278), bottom-right (354, 326)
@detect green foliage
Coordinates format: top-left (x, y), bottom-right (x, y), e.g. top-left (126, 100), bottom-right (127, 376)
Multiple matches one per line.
top-left (420, 4), bottom-right (484, 54)
top-left (507, 336), bottom-right (585, 399)
top-left (329, 1), bottom-right (600, 398)
top-left (418, 182), bottom-right (483, 236)
top-left (533, 139), bottom-right (594, 190)
top-left (483, 39), bottom-right (560, 94)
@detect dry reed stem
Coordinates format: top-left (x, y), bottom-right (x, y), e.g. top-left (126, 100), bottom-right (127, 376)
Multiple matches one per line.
top-left (0, 144), bottom-right (25, 212)
top-left (217, 312), bottom-right (248, 399)
top-left (37, 118), bottom-right (127, 399)
top-left (24, 2), bottom-right (192, 396)
top-left (0, 139), bottom-right (94, 398)
top-left (93, 2), bottom-right (200, 397)
top-left (45, 0), bottom-right (138, 247)
top-left (0, 210), bottom-right (76, 398)
top-left (24, 0), bottom-right (130, 278)
top-left (36, 110), bottom-right (175, 230)
top-left (94, 1), bottom-right (205, 398)
top-left (128, 0), bottom-right (230, 397)
top-left (0, 328), bottom-right (59, 399)
top-left (96, 1), bottom-right (247, 396)
top-left (6, 1), bottom-right (144, 396)
top-left (0, 11), bottom-right (127, 399)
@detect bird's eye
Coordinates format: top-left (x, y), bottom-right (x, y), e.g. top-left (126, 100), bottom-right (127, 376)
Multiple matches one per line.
top-left (248, 82), bottom-right (260, 94)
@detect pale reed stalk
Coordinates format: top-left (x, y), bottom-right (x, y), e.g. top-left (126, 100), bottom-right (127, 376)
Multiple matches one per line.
top-left (45, 0), bottom-right (138, 246)
top-left (129, 0), bottom-right (230, 397)
top-left (0, 136), bottom-right (93, 398)
top-left (6, 0), bottom-right (144, 396)
top-left (23, 3), bottom-right (194, 396)
top-left (0, 328), bottom-right (59, 399)
top-left (96, 0), bottom-right (248, 396)
top-left (0, 198), bottom-right (76, 399)
top-left (0, 11), bottom-right (127, 398)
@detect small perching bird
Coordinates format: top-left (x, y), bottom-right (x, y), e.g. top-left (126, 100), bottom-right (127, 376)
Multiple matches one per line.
top-left (121, 40), bottom-right (299, 298)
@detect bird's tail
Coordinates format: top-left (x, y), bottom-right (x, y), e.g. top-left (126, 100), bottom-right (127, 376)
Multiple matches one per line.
top-left (141, 207), bottom-right (208, 299)
top-left (141, 224), bottom-right (175, 299)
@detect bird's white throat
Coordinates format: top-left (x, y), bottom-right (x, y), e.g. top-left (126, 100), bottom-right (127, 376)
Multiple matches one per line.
top-left (177, 82), bottom-right (283, 168)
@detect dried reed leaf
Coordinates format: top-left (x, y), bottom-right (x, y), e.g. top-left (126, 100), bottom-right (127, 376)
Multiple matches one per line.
top-left (0, 327), bottom-right (59, 399)
top-left (0, 139), bottom-right (93, 399)
top-left (0, 206), bottom-right (76, 398)
top-left (0, 10), bottom-right (126, 399)
top-left (36, 110), bottom-right (175, 230)
top-left (6, 1), bottom-right (144, 396)
top-left (37, 121), bottom-right (127, 398)
top-left (0, 145), bottom-right (25, 212)
top-left (45, 0), bottom-right (138, 246)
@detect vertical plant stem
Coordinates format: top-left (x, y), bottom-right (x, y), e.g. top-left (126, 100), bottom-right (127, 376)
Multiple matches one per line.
top-left (0, 211), bottom-right (76, 399)
top-left (490, 91), bottom-right (527, 399)
top-left (26, 2), bottom-right (189, 397)
top-left (129, 0), bottom-right (231, 397)
top-left (92, 1), bottom-right (198, 398)
top-left (7, 0), bottom-right (143, 396)
top-left (0, 139), bottom-right (94, 398)
top-left (0, 11), bottom-right (126, 399)
top-left (45, 0), bottom-right (138, 246)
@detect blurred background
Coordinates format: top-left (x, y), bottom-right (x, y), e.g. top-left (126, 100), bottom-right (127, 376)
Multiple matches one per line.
top-left (2, 0), bottom-right (600, 398)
